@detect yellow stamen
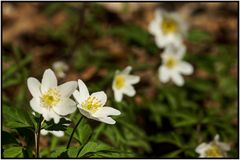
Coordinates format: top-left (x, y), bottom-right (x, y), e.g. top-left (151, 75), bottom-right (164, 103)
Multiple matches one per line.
top-left (161, 17), bottom-right (177, 34)
top-left (165, 57), bottom-right (177, 69)
top-left (41, 88), bottom-right (60, 108)
top-left (81, 96), bottom-right (102, 113)
top-left (114, 75), bottom-right (125, 89)
top-left (206, 145), bottom-right (223, 157)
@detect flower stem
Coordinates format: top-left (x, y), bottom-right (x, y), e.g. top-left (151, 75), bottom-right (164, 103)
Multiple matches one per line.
top-left (66, 116), bottom-right (83, 150)
top-left (35, 115), bottom-right (43, 158)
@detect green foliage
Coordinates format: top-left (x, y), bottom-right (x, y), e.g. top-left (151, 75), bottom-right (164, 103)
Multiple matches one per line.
top-left (3, 147), bottom-right (24, 158)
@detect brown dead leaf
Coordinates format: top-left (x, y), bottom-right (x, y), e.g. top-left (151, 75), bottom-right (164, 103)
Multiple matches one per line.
top-left (80, 66), bottom-right (97, 81)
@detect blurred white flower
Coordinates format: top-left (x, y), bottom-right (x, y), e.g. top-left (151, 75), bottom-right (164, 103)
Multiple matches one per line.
top-left (40, 129), bottom-right (64, 137)
top-left (158, 44), bottom-right (193, 86)
top-left (40, 117), bottom-right (71, 137)
top-left (112, 66), bottom-right (140, 102)
top-left (73, 80), bottom-right (121, 124)
top-left (148, 9), bottom-right (188, 48)
top-left (27, 69), bottom-right (77, 124)
top-left (195, 134), bottom-right (230, 158)
top-left (52, 61), bottom-right (69, 78)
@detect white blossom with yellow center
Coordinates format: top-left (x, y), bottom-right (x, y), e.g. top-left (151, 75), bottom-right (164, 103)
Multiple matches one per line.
top-left (195, 134), bottom-right (230, 158)
top-left (112, 66), bottom-right (140, 102)
top-left (148, 9), bottom-right (188, 48)
top-left (158, 43), bottom-right (193, 86)
top-left (27, 69), bottom-right (77, 124)
top-left (73, 80), bottom-right (121, 124)
top-left (52, 61), bottom-right (69, 78)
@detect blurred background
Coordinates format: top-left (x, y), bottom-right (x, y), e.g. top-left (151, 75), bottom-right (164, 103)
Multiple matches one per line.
top-left (2, 2), bottom-right (238, 158)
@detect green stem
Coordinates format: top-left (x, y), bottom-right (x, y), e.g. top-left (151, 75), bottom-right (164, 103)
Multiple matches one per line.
top-left (66, 116), bottom-right (83, 149)
top-left (35, 115), bottom-right (43, 158)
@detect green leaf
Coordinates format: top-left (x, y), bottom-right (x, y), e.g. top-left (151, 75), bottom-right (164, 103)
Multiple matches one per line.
top-left (50, 147), bottom-right (67, 158)
top-left (3, 105), bottom-right (34, 129)
top-left (3, 146), bottom-right (23, 158)
top-left (78, 141), bottom-right (113, 158)
top-left (76, 118), bottom-right (93, 144)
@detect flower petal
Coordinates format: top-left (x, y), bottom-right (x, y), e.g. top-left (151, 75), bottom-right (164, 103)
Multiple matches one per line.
top-left (97, 117), bottom-right (116, 125)
top-left (53, 98), bottom-right (76, 116)
top-left (171, 72), bottom-right (184, 86)
top-left (42, 108), bottom-right (61, 124)
top-left (73, 90), bottom-right (83, 104)
top-left (58, 81), bottom-right (77, 98)
top-left (125, 75), bottom-right (140, 84)
top-left (78, 107), bottom-right (92, 119)
top-left (217, 142), bottom-right (230, 151)
top-left (27, 77), bottom-right (41, 98)
top-left (41, 69), bottom-right (57, 93)
top-left (77, 79), bottom-right (89, 101)
top-left (195, 143), bottom-right (209, 154)
top-left (113, 90), bottom-right (123, 102)
top-left (178, 62), bottom-right (193, 75)
top-left (50, 131), bottom-right (64, 137)
top-left (121, 66), bottom-right (132, 75)
top-left (93, 107), bottom-right (121, 118)
top-left (123, 85), bottom-right (136, 97)
top-left (40, 129), bottom-right (49, 136)
top-left (158, 66), bottom-right (170, 83)
top-left (30, 98), bottom-right (43, 114)
top-left (91, 91), bottom-right (107, 106)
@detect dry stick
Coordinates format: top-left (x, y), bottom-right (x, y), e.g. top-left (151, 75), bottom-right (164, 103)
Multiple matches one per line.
top-left (66, 116), bottom-right (83, 150)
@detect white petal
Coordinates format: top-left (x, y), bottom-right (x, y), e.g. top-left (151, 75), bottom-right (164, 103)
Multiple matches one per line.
top-left (27, 78), bottom-right (41, 98)
top-left (91, 91), bottom-right (107, 106)
top-left (171, 72), bottom-right (184, 86)
top-left (195, 143), bottom-right (209, 154)
top-left (30, 98), bottom-right (43, 114)
top-left (93, 107), bottom-right (121, 117)
top-left (158, 66), bottom-right (171, 83)
top-left (178, 62), bottom-right (193, 75)
top-left (217, 142), bottom-right (230, 151)
top-left (97, 117), bottom-right (116, 124)
top-left (78, 107), bottom-right (92, 119)
top-left (123, 85), bottom-right (136, 97)
top-left (77, 79), bottom-right (89, 101)
top-left (121, 66), bottom-right (132, 75)
top-left (73, 90), bottom-right (82, 104)
top-left (58, 81), bottom-right (77, 98)
top-left (113, 90), bottom-right (123, 102)
top-left (40, 129), bottom-right (49, 136)
top-left (50, 131), bottom-right (64, 137)
top-left (125, 75), bottom-right (140, 84)
top-left (41, 69), bottom-right (57, 93)
top-left (53, 98), bottom-right (76, 116)
top-left (42, 109), bottom-right (61, 124)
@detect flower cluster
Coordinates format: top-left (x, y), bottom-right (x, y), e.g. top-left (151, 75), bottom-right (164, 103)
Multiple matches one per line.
top-left (149, 9), bottom-right (193, 86)
top-left (27, 69), bottom-right (121, 137)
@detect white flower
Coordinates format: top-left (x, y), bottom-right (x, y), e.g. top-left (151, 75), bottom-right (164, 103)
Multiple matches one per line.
top-left (195, 134), bottom-right (230, 158)
top-left (40, 129), bottom-right (64, 137)
top-left (27, 69), bottom-right (77, 124)
top-left (158, 44), bottom-right (193, 86)
top-left (52, 61), bottom-right (69, 78)
top-left (73, 80), bottom-right (121, 124)
top-left (148, 9), bottom-right (188, 48)
top-left (112, 66), bottom-right (140, 102)
top-left (40, 117), bottom-right (71, 137)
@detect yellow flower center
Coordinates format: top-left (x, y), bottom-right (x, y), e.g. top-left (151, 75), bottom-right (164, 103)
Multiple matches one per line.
top-left (161, 17), bottom-right (177, 34)
top-left (41, 88), bottom-right (60, 108)
top-left (165, 57), bottom-right (177, 69)
top-left (205, 145), bottom-right (223, 157)
top-left (81, 96), bottom-right (102, 113)
top-left (114, 75), bottom-right (125, 89)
